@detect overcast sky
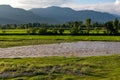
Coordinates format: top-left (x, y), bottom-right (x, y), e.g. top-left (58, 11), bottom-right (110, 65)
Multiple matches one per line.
top-left (0, 0), bottom-right (120, 15)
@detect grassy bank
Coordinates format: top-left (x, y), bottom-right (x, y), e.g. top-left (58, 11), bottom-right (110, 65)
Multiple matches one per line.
top-left (0, 55), bottom-right (120, 80)
top-left (0, 35), bottom-right (120, 48)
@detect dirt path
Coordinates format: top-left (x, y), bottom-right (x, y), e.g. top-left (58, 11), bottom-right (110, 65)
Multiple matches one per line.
top-left (0, 41), bottom-right (120, 58)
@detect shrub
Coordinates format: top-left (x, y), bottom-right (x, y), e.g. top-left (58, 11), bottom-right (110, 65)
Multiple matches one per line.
top-left (27, 28), bottom-right (37, 34)
top-left (70, 27), bottom-right (79, 35)
top-left (58, 28), bottom-right (64, 35)
top-left (52, 28), bottom-right (58, 34)
top-left (38, 28), bottom-right (48, 35)
top-left (2, 30), bottom-right (6, 34)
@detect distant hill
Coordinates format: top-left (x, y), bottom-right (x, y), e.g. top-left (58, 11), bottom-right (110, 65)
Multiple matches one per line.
top-left (0, 5), bottom-right (53, 24)
top-left (30, 6), bottom-right (119, 23)
top-left (0, 5), bottom-right (119, 24)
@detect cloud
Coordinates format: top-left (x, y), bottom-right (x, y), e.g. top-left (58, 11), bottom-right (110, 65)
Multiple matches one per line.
top-left (61, 0), bottom-right (120, 15)
top-left (115, 0), bottom-right (120, 4)
top-left (1, 0), bottom-right (120, 15)
top-left (10, 0), bottom-right (72, 9)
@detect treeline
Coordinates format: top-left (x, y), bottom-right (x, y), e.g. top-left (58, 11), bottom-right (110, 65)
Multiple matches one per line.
top-left (0, 18), bottom-right (120, 35)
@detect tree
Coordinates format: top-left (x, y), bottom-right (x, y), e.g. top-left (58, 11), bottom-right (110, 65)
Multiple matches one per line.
top-left (28, 23), bottom-right (33, 28)
top-left (94, 27), bottom-right (100, 34)
top-left (38, 28), bottom-right (48, 35)
top-left (69, 21), bottom-right (83, 35)
top-left (52, 28), bottom-right (58, 34)
top-left (85, 18), bottom-right (91, 34)
top-left (113, 18), bottom-right (119, 34)
top-left (58, 25), bottom-right (64, 35)
top-left (105, 21), bottom-right (116, 34)
top-left (70, 27), bottom-right (78, 35)
top-left (70, 21), bottom-right (79, 35)
top-left (67, 21), bottom-right (73, 28)
top-left (27, 28), bottom-right (37, 34)
top-left (93, 22), bottom-right (99, 28)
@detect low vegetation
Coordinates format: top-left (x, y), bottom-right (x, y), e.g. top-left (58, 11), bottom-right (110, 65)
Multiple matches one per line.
top-left (0, 55), bottom-right (120, 80)
top-left (0, 18), bottom-right (119, 80)
top-left (0, 18), bottom-right (119, 48)
top-left (0, 18), bottom-right (120, 35)
top-left (0, 35), bottom-right (120, 48)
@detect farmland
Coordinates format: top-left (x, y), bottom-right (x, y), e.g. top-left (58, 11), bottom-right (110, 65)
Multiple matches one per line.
top-left (0, 20), bottom-right (120, 48)
top-left (0, 55), bottom-right (120, 80)
top-left (0, 29), bottom-right (120, 35)
top-left (0, 34), bottom-right (120, 48)
top-left (0, 3), bottom-right (120, 80)
top-left (0, 28), bottom-right (119, 48)
top-left (0, 24), bottom-right (120, 80)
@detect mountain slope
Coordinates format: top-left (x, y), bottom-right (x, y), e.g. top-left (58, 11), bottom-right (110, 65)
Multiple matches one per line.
top-left (30, 6), bottom-right (119, 23)
top-left (0, 5), bottom-right (119, 24)
top-left (0, 5), bottom-right (53, 24)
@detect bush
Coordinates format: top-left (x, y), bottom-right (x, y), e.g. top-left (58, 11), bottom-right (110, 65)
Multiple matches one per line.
top-left (27, 28), bottom-right (37, 34)
top-left (58, 28), bottom-right (64, 35)
top-left (70, 27), bottom-right (79, 35)
top-left (2, 30), bottom-right (6, 34)
top-left (38, 28), bottom-right (48, 35)
top-left (52, 28), bottom-right (58, 34)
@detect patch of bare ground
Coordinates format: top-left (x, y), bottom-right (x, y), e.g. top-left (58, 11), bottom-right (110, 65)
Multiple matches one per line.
top-left (0, 41), bottom-right (120, 58)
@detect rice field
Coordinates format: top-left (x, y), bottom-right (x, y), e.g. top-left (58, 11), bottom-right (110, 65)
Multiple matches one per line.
top-left (0, 35), bottom-right (120, 48)
top-left (0, 55), bottom-right (120, 80)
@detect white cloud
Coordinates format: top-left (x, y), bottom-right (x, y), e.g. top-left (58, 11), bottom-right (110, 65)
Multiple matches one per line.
top-left (0, 0), bottom-right (120, 15)
top-left (10, 0), bottom-right (72, 9)
top-left (115, 0), bottom-right (120, 4)
top-left (61, 0), bottom-right (120, 15)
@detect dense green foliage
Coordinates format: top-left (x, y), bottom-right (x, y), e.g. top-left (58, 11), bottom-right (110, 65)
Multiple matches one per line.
top-left (0, 18), bottom-right (120, 35)
top-left (86, 18), bottom-right (91, 34)
top-left (0, 55), bottom-right (120, 80)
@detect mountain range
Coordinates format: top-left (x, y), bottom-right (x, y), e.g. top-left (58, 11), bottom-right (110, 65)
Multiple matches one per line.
top-left (0, 5), bottom-right (119, 24)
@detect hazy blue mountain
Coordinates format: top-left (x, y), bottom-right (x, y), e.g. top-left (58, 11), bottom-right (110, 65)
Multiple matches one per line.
top-left (30, 6), bottom-right (119, 23)
top-left (0, 5), bottom-right (53, 24)
top-left (0, 17), bottom-right (20, 24)
top-left (0, 5), bottom-right (119, 24)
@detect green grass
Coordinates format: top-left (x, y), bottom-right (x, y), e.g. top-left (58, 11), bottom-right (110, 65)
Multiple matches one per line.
top-left (0, 29), bottom-right (27, 34)
top-left (0, 29), bottom-right (119, 35)
top-left (0, 35), bottom-right (120, 48)
top-left (0, 29), bottom-right (119, 48)
top-left (0, 55), bottom-right (120, 80)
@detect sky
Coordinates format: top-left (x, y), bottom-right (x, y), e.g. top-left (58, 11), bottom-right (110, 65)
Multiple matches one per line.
top-left (0, 0), bottom-right (120, 15)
